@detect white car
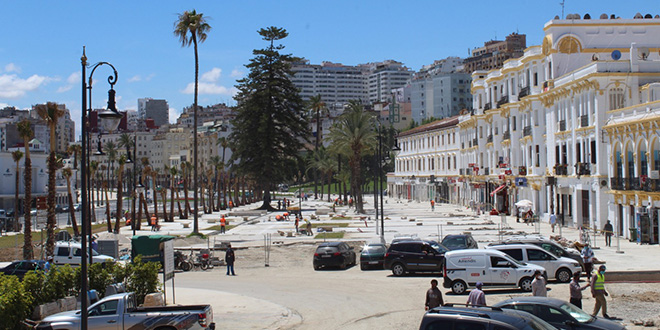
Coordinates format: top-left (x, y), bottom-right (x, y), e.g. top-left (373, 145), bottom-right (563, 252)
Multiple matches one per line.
top-left (53, 242), bottom-right (115, 265)
top-left (487, 244), bottom-right (581, 283)
top-left (443, 249), bottom-right (546, 294)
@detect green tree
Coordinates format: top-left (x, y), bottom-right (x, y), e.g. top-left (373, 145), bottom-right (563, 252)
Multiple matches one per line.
top-left (18, 120), bottom-right (34, 259)
top-left (174, 9), bottom-right (211, 234)
top-left (308, 94), bottom-right (327, 199)
top-left (11, 150), bottom-right (23, 232)
top-left (62, 167), bottom-right (79, 236)
top-left (328, 101), bottom-right (377, 213)
top-left (307, 147), bottom-right (335, 201)
top-left (67, 144), bottom-right (82, 170)
top-left (230, 26), bottom-right (310, 210)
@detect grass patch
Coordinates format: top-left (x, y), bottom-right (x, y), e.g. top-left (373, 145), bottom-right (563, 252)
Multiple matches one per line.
top-left (314, 232), bottom-right (345, 239)
top-left (186, 232), bottom-right (207, 239)
top-left (331, 216), bottom-right (352, 220)
top-left (309, 222), bottom-right (349, 228)
top-left (206, 225), bottom-right (237, 232)
top-left (0, 223), bottom-right (113, 249)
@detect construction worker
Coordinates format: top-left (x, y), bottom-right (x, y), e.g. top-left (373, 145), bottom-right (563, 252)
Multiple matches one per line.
top-left (591, 265), bottom-right (610, 319)
top-left (150, 214), bottom-right (158, 231)
top-left (295, 214), bottom-right (300, 233)
top-left (220, 215), bottom-right (226, 234)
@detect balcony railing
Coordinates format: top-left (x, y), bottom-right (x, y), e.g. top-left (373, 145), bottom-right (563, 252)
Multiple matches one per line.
top-left (644, 179), bottom-right (660, 192)
top-left (559, 120), bottom-right (566, 132)
top-left (519, 86), bottom-right (530, 98)
top-left (554, 163), bottom-right (568, 176)
top-left (580, 115), bottom-right (589, 128)
top-left (611, 177), bottom-right (624, 190)
top-left (576, 162), bottom-right (591, 176)
top-left (523, 126), bottom-right (532, 137)
top-left (497, 95), bottom-right (509, 108)
top-left (484, 102), bottom-right (492, 111)
top-left (484, 167), bottom-right (490, 175)
top-left (627, 177), bottom-right (640, 191)
top-left (503, 131), bottom-right (510, 140)
top-left (487, 134), bottom-right (493, 143)
top-left (611, 177), bottom-right (660, 191)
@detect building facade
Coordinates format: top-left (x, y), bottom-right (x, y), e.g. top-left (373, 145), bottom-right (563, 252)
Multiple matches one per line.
top-left (463, 33), bottom-right (526, 74)
top-left (138, 98), bottom-right (169, 128)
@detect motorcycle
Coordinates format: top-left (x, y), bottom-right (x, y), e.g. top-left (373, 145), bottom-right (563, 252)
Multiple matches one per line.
top-left (174, 251), bottom-right (193, 271)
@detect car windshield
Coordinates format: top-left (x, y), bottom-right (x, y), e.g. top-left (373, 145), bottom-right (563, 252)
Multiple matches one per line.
top-left (363, 245), bottom-right (385, 254)
top-left (559, 302), bottom-right (594, 323)
top-left (520, 313), bottom-right (557, 330)
top-left (442, 236), bottom-right (465, 248)
top-left (428, 241), bottom-right (448, 254)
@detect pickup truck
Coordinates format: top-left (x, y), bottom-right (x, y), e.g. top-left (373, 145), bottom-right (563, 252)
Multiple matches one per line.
top-left (33, 292), bottom-right (215, 330)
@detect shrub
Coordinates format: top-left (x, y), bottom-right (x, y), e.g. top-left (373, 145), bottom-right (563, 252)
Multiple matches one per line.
top-left (0, 275), bottom-right (33, 330)
top-left (125, 256), bottom-right (162, 305)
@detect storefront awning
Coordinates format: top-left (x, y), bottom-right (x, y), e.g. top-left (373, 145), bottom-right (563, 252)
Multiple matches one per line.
top-left (490, 184), bottom-right (507, 196)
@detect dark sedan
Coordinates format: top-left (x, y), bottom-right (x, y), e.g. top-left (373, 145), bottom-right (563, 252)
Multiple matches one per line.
top-left (0, 260), bottom-right (47, 279)
top-left (441, 234), bottom-right (479, 250)
top-left (494, 296), bottom-right (625, 330)
top-left (359, 243), bottom-right (387, 270)
top-left (313, 242), bottom-right (356, 270)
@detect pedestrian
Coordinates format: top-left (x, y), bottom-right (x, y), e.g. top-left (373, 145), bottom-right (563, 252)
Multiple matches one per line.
top-left (220, 215), bottom-right (226, 234)
top-left (287, 200), bottom-right (291, 208)
top-left (44, 256), bottom-right (53, 272)
top-left (305, 219), bottom-right (312, 236)
top-left (581, 243), bottom-right (594, 279)
top-left (425, 279), bottom-right (444, 310)
top-left (466, 282), bottom-right (486, 307)
top-left (531, 270), bottom-right (547, 297)
top-left (603, 220), bottom-right (614, 247)
top-left (294, 214), bottom-right (300, 233)
top-left (569, 272), bottom-right (590, 309)
top-left (430, 199), bottom-right (435, 211)
top-left (225, 243), bottom-right (236, 276)
top-left (150, 214), bottom-right (157, 231)
top-left (549, 212), bottom-right (557, 233)
top-left (228, 200), bottom-right (233, 211)
top-left (591, 265), bottom-right (610, 318)
top-left (516, 207), bottom-right (521, 223)
top-left (277, 200), bottom-right (282, 210)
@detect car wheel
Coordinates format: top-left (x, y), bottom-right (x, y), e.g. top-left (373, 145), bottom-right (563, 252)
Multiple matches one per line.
top-left (360, 263), bottom-right (366, 271)
top-left (519, 277), bottom-right (533, 292)
top-left (391, 263), bottom-right (406, 276)
top-left (556, 267), bottom-right (572, 283)
top-left (314, 264), bottom-right (321, 270)
top-left (451, 280), bottom-right (467, 295)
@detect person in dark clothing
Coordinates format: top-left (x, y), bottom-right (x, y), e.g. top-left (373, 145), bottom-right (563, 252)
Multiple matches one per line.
top-left (425, 279), bottom-right (444, 310)
top-left (569, 272), bottom-right (590, 309)
top-left (603, 220), bottom-right (614, 247)
top-left (225, 243), bottom-right (236, 276)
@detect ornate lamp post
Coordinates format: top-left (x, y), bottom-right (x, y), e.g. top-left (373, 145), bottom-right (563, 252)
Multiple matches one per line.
top-left (80, 48), bottom-right (123, 330)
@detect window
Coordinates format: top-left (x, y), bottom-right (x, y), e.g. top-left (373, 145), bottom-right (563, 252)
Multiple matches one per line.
top-left (538, 306), bottom-right (567, 323)
top-left (425, 320), bottom-right (453, 330)
top-left (510, 304), bottom-right (536, 315)
top-left (57, 247), bottom-right (70, 257)
top-left (89, 300), bottom-right (119, 316)
top-left (527, 249), bottom-right (553, 261)
top-left (609, 88), bottom-right (625, 110)
top-left (73, 248), bottom-right (82, 257)
top-left (455, 322), bottom-right (487, 330)
top-left (501, 249), bottom-right (524, 261)
top-left (490, 256), bottom-right (513, 268)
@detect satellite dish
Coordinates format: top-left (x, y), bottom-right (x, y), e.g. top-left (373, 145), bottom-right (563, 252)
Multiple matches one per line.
top-left (639, 47), bottom-right (650, 60)
top-left (611, 50), bottom-right (622, 60)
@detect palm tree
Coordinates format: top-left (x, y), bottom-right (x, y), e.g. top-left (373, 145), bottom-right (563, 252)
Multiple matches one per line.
top-left (17, 120), bottom-right (34, 259)
top-left (103, 180), bottom-right (112, 232)
top-left (36, 102), bottom-right (65, 258)
top-left (62, 167), bottom-right (80, 236)
top-left (114, 155), bottom-right (127, 233)
top-left (150, 167), bottom-right (164, 222)
top-left (308, 95), bottom-right (326, 199)
top-left (89, 161), bottom-right (99, 223)
top-left (328, 101), bottom-right (377, 213)
top-left (170, 166), bottom-right (183, 219)
top-left (180, 161), bottom-right (191, 218)
top-left (174, 9), bottom-right (211, 234)
top-left (308, 147), bottom-right (335, 202)
top-left (11, 150), bottom-right (23, 232)
top-left (104, 141), bottom-right (118, 193)
top-left (209, 156), bottom-right (221, 211)
top-left (67, 144), bottom-right (82, 170)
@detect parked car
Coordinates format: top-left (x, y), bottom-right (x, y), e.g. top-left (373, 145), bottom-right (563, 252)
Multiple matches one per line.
top-left (488, 244), bottom-right (582, 282)
top-left (73, 203), bottom-right (81, 211)
top-left (494, 235), bottom-right (585, 271)
top-left (0, 260), bottom-right (47, 279)
top-left (443, 249), bottom-right (546, 294)
top-left (384, 240), bottom-right (446, 276)
top-left (313, 242), bottom-right (356, 270)
top-left (494, 297), bottom-right (626, 330)
top-left (55, 204), bottom-right (65, 213)
top-left (359, 243), bottom-right (387, 270)
top-left (5, 208), bottom-right (14, 217)
top-left (390, 235), bottom-right (422, 245)
top-left (419, 305), bottom-right (556, 330)
top-left (34, 292), bottom-right (215, 330)
top-left (53, 241), bottom-right (115, 265)
top-left (441, 233), bottom-right (479, 250)
top-left (30, 209), bottom-right (37, 216)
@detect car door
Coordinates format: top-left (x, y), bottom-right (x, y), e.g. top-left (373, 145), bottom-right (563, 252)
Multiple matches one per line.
top-left (526, 248), bottom-right (557, 276)
top-left (87, 299), bottom-right (121, 330)
top-left (536, 305), bottom-right (574, 330)
top-left (418, 244), bottom-right (443, 271)
top-left (404, 243), bottom-right (424, 270)
top-left (488, 256), bottom-right (516, 285)
top-left (55, 246), bottom-right (71, 265)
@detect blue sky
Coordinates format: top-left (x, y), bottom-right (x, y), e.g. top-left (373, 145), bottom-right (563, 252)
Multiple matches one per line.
top-left (0, 0), bottom-right (655, 137)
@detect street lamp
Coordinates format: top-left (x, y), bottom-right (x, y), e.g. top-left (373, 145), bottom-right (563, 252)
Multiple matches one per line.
top-left (80, 47), bottom-right (122, 330)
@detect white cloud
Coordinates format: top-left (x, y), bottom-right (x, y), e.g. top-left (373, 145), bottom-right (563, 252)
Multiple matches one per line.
top-left (145, 73), bottom-right (155, 81)
top-left (4, 63), bottom-right (21, 73)
top-left (56, 85), bottom-right (73, 93)
top-left (67, 72), bottom-right (80, 84)
top-left (0, 102), bottom-right (9, 108)
top-left (230, 69), bottom-right (244, 78)
top-left (181, 82), bottom-right (238, 96)
top-left (128, 75), bottom-right (142, 82)
top-left (0, 74), bottom-right (49, 98)
top-left (201, 67), bottom-right (222, 82)
top-left (169, 107), bottom-right (181, 124)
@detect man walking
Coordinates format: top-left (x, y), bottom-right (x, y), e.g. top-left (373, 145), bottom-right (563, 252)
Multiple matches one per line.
top-left (425, 279), bottom-right (444, 310)
top-left (531, 270), bottom-right (547, 297)
top-left (549, 212), bottom-right (557, 233)
top-left (225, 243), bottom-right (236, 276)
top-left (466, 282), bottom-right (486, 307)
top-left (294, 214), bottom-right (300, 234)
top-left (581, 243), bottom-right (594, 279)
top-left (220, 215), bottom-right (226, 234)
top-left (430, 199), bottom-right (435, 211)
top-left (591, 265), bottom-right (610, 318)
top-left (603, 220), bottom-right (614, 247)
top-left (569, 272), bottom-right (590, 309)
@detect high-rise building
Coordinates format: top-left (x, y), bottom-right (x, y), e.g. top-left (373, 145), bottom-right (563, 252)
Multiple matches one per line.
top-left (463, 33), bottom-right (526, 73)
top-left (367, 60), bottom-right (414, 103)
top-left (138, 98), bottom-right (169, 127)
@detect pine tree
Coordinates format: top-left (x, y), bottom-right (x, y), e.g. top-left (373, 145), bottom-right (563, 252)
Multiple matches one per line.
top-left (230, 26), bottom-right (310, 210)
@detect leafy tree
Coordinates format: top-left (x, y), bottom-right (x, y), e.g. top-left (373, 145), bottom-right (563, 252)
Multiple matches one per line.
top-left (18, 120), bottom-right (34, 259)
top-left (230, 26), bottom-right (310, 210)
top-left (11, 150), bottom-right (23, 232)
top-left (174, 9), bottom-right (211, 234)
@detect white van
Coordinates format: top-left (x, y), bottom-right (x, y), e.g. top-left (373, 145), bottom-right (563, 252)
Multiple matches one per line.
top-left (443, 249), bottom-right (546, 294)
top-left (53, 242), bottom-right (115, 265)
top-left (487, 244), bottom-right (582, 283)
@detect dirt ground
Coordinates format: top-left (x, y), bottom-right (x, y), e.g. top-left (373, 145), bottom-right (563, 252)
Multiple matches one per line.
top-left (174, 241), bottom-right (660, 329)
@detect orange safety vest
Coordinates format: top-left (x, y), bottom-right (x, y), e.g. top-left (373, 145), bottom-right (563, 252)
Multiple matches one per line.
top-left (221, 217), bottom-right (226, 226)
top-left (150, 216), bottom-right (157, 225)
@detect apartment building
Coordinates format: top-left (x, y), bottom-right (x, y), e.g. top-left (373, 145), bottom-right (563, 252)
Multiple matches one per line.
top-left (138, 98), bottom-right (169, 128)
top-left (463, 33), bottom-right (526, 74)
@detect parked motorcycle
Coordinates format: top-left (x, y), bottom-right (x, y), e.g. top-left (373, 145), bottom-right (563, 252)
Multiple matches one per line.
top-left (174, 251), bottom-right (193, 271)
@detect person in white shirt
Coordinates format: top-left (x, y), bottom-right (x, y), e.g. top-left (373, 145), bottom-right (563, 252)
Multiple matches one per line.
top-left (531, 270), bottom-right (547, 297)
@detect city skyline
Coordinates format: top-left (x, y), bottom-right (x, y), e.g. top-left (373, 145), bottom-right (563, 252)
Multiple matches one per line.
top-left (0, 0), bottom-right (653, 138)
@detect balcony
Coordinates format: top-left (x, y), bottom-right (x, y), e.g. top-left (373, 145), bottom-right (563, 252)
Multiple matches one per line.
top-left (576, 162), bottom-right (591, 176)
top-left (503, 131), bottom-right (510, 140)
top-left (611, 177), bottom-right (624, 190)
top-left (497, 95), bottom-right (509, 108)
top-left (484, 102), bottom-right (492, 111)
top-left (559, 120), bottom-right (566, 132)
top-left (487, 134), bottom-right (493, 143)
top-left (473, 138), bottom-right (478, 146)
top-left (627, 177), bottom-right (641, 190)
top-left (523, 126), bottom-right (532, 137)
top-left (484, 167), bottom-right (490, 175)
top-left (554, 163), bottom-right (568, 176)
top-left (519, 86), bottom-right (530, 98)
top-left (519, 166), bottom-right (527, 176)
top-left (580, 115), bottom-right (589, 128)
top-left (643, 179), bottom-right (660, 192)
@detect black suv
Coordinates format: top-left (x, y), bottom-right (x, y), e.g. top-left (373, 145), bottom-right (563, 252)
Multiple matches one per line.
top-left (384, 240), bottom-right (446, 276)
top-left (441, 234), bottom-right (479, 251)
top-left (313, 242), bottom-right (356, 270)
top-left (419, 305), bottom-right (556, 330)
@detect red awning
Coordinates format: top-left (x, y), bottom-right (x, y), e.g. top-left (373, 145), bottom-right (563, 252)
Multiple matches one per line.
top-left (490, 184), bottom-right (507, 196)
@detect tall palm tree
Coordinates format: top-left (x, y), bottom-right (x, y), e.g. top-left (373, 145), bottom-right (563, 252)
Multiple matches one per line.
top-left (114, 155), bottom-right (127, 233)
top-left (67, 144), bottom-right (82, 170)
top-left (308, 147), bottom-right (335, 202)
top-left (104, 141), bottom-right (118, 193)
top-left (62, 167), bottom-right (79, 236)
top-left (180, 161), bottom-right (191, 218)
top-left (11, 150), bottom-right (23, 232)
top-left (89, 161), bottom-right (99, 223)
top-left (118, 133), bottom-right (132, 160)
top-left (17, 120), bottom-right (34, 259)
top-left (328, 101), bottom-right (377, 213)
top-left (308, 95), bottom-right (326, 199)
top-left (210, 156), bottom-right (221, 211)
top-left (174, 9), bottom-right (211, 234)
top-left (36, 102), bottom-right (65, 258)
top-left (150, 167), bottom-right (163, 222)
top-left (170, 166), bottom-right (183, 219)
